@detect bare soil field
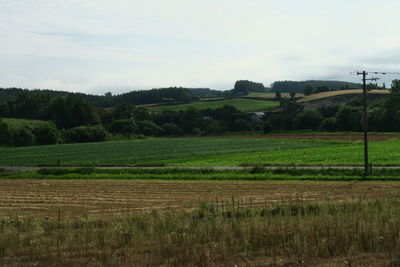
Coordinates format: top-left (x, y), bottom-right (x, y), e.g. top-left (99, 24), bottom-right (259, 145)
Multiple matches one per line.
top-left (2, 179), bottom-right (400, 218)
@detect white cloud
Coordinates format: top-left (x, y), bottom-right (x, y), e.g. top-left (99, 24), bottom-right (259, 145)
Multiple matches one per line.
top-left (0, 0), bottom-right (400, 92)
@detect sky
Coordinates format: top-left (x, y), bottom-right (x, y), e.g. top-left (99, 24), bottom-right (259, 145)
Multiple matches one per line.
top-left (1, 0), bottom-right (400, 94)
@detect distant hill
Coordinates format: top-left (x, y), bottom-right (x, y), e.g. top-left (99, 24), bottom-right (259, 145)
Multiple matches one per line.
top-left (271, 80), bottom-right (362, 93)
top-left (0, 87), bottom-right (198, 107)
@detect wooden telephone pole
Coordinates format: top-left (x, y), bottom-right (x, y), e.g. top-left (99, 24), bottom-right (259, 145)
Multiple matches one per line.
top-left (357, 71), bottom-right (379, 177)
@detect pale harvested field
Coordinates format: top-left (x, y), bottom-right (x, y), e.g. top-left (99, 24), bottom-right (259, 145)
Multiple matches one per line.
top-left (299, 89), bottom-right (390, 102)
top-left (1, 179), bottom-right (400, 218)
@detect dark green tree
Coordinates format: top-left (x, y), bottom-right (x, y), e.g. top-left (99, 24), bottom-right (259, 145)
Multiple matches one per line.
top-left (293, 110), bottom-right (323, 130)
top-left (0, 120), bottom-right (11, 146)
top-left (335, 106), bottom-right (361, 131)
top-left (162, 123), bottom-right (182, 136)
top-left (233, 119), bottom-right (251, 131)
top-left (303, 85), bottom-right (314, 96)
top-left (109, 119), bottom-right (138, 138)
top-left (12, 127), bottom-right (35, 147)
top-left (33, 122), bottom-right (59, 145)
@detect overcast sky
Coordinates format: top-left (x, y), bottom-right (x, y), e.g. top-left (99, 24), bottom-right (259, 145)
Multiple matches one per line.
top-left (1, 0), bottom-right (400, 94)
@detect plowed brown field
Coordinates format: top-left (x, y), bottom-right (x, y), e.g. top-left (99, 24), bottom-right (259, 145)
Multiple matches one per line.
top-left (2, 179), bottom-right (400, 218)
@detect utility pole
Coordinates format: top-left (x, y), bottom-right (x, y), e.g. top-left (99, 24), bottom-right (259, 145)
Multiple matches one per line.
top-left (357, 71), bottom-right (379, 177)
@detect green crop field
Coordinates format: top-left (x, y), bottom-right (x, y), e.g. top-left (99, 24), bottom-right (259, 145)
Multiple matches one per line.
top-left (0, 137), bottom-right (342, 166)
top-left (245, 92), bottom-right (305, 98)
top-left (1, 136), bottom-right (400, 167)
top-left (147, 98), bottom-right (278, 112)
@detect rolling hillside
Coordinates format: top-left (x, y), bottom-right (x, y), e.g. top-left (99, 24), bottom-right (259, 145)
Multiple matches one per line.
top-left (146, 98), bottom-right (279, 112)
top-left (299, 89), bottom-right (390, 102)
top-left (299, 89), bottom-right (390, 110)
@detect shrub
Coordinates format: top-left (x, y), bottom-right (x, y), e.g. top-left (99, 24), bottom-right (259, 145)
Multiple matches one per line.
top-left (293, 110), bottom-right (323, 130)
top-left (64, 126), bottom-right (107, 143)
top-left (137, 120), bottom-right (163, 136)
top-left (33, 122), bottom-right (59, 145)
top-left (191, 128), bottom-right (202, 136)
top-left (262, 121), bottom-right (273, 133)
top-left (162, 123), bottom-right (182, 136)
top-left (0, 119), bottom-right (11, 146)
top-left (335, 106), bottom-right (362, 131)
top-left (109, 119), bottom-right (137, 138)
top-left (205, 121), bottom-right (226, 135)
top-left (12, 127), bottom-right (35, 147)
top-left (320, 118), bottom-right (336, 132)
top-left (233, 119), bottom-right (252, 131)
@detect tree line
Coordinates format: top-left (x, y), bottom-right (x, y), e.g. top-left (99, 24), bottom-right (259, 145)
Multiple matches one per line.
top-left (271, 80), bottom-right (362, 93)
top-left (0, 87), bottom-right (198, 108)
top-left (1, 80), bottom-right (400, 147)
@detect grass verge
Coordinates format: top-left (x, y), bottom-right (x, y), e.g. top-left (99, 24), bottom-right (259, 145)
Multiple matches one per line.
top-left (3, 167), bottom-right (400, 181)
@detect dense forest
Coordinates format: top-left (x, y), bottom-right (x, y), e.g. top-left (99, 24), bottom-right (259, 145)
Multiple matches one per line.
top-left (271, 80), bottom-right (363, 93)
top-left (0, 87), bottom-right (198, 108)
top-left (188, 88), bottom-right (223, 98)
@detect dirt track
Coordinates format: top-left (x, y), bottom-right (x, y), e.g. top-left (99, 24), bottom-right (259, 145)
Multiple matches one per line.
top-left (1, 179), bottom-right (399, 218)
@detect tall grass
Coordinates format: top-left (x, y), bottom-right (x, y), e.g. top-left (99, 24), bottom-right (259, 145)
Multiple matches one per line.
top-left (1, 197), bottom-right (400, 266)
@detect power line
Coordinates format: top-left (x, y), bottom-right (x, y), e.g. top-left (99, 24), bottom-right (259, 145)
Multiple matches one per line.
top-left (305, 73), bottom-right (354, 81)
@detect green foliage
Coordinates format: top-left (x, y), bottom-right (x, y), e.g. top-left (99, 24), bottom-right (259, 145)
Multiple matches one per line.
top-left (188, 88), bottom-right (222, 98)
top-left (191, 127), bottom-right (202, 136)
top-left (318, 106), bottom-right (339, 118)
top-left (233, 119), bottom-right (251, 131)
top-left (303, 85), bottom-right (314, 96)
top-left (391, 79), bottom-right (400, 93)
top-left (49, 95), bottom-right (99, 129)
top-left (279, 100), bottom-right (304, 130)
top-left (116, 87), bottom-right (195, 105)
top-left (0, 137), bottom-right (340, 166)
top-left (11, 127), bottom-right (35, 147)
top-left (335, 106), bottom-right (361, 131)
top-left (161, 123), bottom-right (182, 136)
top-left (137, 120), bottom-right (163, 136)
top-left (272, 80), bottom-right (362, 93)
top-left (0, 87), bottom-right (197, 108)
top-left (9, 166), bottom-right (400, 181)
top-left (64, 126), bottom-right (106, 143)
top-left (320, 118), bottom-right (336, 132)
top-left (112, 103), bottom-right (136, 120)
top-left (314, 85), bottom-right (330, 93)
top-left (33, 122), bottom-right (59, 145)
top-left (109, 119), bottom-right (138, 137)
top-left (205, 121), bottom-right (226, 135)
top-left (262, 121), bottom-right (273, 133)
top-left (293, 110), bottom-right (324, 130)
top-left (148, 98), bottom-right (278, 112)
top-left (232, 80), bottom-right (265, 96)
top-left (0, 119), bottom-right (11, 146)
